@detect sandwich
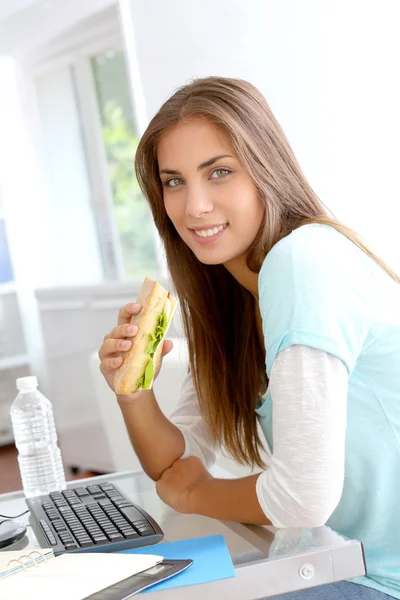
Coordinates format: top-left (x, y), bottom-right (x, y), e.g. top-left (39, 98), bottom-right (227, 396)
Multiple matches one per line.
top-left (114, 277), bottom-right (178, 394)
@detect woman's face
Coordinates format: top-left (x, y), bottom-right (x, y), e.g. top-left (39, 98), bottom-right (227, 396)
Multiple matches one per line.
top-left (157, 118), bottom-right (264, 267)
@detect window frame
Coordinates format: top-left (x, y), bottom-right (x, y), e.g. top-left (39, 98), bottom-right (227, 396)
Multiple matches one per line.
top-left (21, 11), bottom-right (164, 283)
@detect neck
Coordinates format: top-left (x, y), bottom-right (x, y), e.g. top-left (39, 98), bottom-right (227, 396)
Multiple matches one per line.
top-left (224, 254), bottom-right (259, 299)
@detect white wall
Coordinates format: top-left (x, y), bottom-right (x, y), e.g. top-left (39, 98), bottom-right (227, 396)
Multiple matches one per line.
top-left (0, 58), bottom-right (50, 288)
top-left (120, 0), bottom-right (400, 271)
top-left (0, 58), bottom-right (48, 381)
top-left (0, 0), bottom-right (115, 56)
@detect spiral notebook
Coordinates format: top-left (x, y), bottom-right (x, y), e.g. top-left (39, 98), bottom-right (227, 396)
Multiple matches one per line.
top-left (0, 548), bottom-right (163, 600)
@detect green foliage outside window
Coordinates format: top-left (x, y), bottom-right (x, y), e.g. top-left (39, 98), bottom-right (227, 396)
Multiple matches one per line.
top-left (92, 51), bottom-right (157, 280)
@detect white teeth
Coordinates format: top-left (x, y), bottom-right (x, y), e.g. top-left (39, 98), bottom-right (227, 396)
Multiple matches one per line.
top-left (195, 224), bottom-right (226, 238)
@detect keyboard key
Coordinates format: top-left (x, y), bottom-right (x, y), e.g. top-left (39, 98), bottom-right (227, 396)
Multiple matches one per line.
top-left (114, 521), bottom-right (130, 529)
top-left (97, 499), bottom-right (112, 506)
top-left (89, 529), bottom-right (104, 538)
top-left (106, 514), bottom-right (121, 522)
top-left (100, 525), bottom-right (117, 532)
top-left (119, 506), bottom-right (147, 524)
top-left (78, 539), bottom-right (93, 548)
top-left (65, 543), bottom-right (78, 550)
top-left (122, 530), bottom-right (140, 539)
top-left (106, 512), bottom-right (121, 520)
top-left (119, 525), bottom-right (135, 533)
top-left (137, 528), bottom-right (153, 536)
top-left (113, 501), bottom-right (133, 508)
top-left (74, 535), bottom-right (87, 542)
top-left (66, 518), bottom-right (80, 525)
top-left (74, 487), bottom-right (90, 495)
top-left (107, 532), bottom-right (123, 541)
top-left (104, 508), bottom-right (119, 515)
top-left (135, 522), bottom-right (152, 531)
top-left (50, 492), bottom-right (63, 499)
top-left (93, 535), bottom-right (108, 543)
top-left (100, 484), bottom-right (114, 491)
top-left (115, 524), bottom-right (131, 533)
top-left (41, 522), bottom-right (51, 532)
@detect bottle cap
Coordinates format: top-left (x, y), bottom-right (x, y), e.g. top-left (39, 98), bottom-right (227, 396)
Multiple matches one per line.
top-left (16, 376), bottom-right (38, 391)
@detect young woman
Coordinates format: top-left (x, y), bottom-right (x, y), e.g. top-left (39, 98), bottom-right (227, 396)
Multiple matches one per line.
top-left (98, 77), bottom-right (400, 599)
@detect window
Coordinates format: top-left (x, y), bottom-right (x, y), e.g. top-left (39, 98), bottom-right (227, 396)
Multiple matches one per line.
top-left (32, 32), bottom-right (159, 284)
top-left (91, 49), bottom-right (157, 280)
top-left (35, 65), bottom-right (104, 285)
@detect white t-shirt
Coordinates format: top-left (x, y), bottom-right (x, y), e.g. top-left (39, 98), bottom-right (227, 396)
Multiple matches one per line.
top-left (169, 344), bottom-right (348, 528)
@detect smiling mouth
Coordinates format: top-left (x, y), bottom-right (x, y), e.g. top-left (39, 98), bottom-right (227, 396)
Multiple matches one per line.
top-left (192, 224), bottom-right (228, 238)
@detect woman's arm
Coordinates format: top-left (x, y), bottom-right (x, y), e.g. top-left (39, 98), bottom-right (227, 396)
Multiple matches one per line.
top-left (118, 389), bottom-right (186, 481)
top-left (168, 372), bottom-right (217, 468)
top-left (157, 346), bottom-right (349, 527)
top-left (119, 371), bottom-right (216, 481)
top-left (256, 345), bottom-right (348, 527)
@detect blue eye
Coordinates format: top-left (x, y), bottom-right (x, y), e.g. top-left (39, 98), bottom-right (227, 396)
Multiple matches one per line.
top-left (210, 168), bottom-right (231, 179)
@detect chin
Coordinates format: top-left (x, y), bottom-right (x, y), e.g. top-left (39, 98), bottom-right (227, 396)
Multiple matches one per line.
top-left (193, 248), bottom-right (239, 266)
top-left (196, 256), bottom-right (224, 266)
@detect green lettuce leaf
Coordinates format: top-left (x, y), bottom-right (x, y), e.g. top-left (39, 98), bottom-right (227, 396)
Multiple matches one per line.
top-left (136, 374), bottom-right (145, 389)
top-left (144, 333), bottom-right (158, 356)
top-left (142, 358), bottom-right (154, 390)
top-left (144, 312), bottom-right (168, 357)
top-left (137, 310), bottom-right (168, 389)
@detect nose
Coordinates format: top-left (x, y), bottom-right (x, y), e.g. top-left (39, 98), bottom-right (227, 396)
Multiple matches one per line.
top-left (185, 183), bottom-right (214, 219)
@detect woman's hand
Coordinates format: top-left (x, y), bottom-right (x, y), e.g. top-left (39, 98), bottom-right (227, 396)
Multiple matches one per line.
top-left (98, 302), bottom-right (173, 394)
top-left (156, 456), bottom-right (213, 514)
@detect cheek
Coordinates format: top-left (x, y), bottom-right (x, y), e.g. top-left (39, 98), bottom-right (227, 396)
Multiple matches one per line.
top-left (235, 192), bottom-right (263, 224)
top-left (164, 198), bottom-right (186, 233)
top-left (163, 198), bottom-right (177, 224)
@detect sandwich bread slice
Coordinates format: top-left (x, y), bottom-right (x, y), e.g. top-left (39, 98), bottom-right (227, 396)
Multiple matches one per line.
top-left (114, 278), bottom-right (178, 394)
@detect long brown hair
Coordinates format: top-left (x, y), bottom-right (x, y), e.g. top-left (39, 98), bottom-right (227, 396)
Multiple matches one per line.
top-left (135, 77), bottom-right (399, 468)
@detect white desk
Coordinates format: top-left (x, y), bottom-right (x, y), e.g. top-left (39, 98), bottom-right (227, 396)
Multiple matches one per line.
top-left (0, 470), bottom-right (366, 599)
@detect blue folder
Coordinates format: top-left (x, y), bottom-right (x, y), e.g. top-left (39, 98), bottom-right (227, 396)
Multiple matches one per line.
top-left (120, 534), bottom-right (236, 592)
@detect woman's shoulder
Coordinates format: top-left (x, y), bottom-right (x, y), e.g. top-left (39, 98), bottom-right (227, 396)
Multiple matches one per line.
top-left (259, 223), bottom-right (349, 280)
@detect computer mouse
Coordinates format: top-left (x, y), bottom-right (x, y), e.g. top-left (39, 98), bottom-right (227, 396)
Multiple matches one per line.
top-left (0, 521), bottom-right (27, 549)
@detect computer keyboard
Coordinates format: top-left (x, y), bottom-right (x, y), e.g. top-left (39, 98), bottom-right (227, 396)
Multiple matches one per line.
top-left (26, 482), bottom-right (164, 555)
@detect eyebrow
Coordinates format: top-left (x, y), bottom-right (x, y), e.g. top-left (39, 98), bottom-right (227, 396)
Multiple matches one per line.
top-left (159, 154), bottom-right (234, 176)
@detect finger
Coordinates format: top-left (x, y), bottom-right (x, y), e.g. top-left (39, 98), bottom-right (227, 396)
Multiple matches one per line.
top-left (118, 303), bottom-right (142, 326)
top-left (103, 323), bottom-right (138, 343)
top-left (98, 337), bottom-right (133, 361)
top-left (100, 356), bottom-right (123, 373)
top-left (161, 339), bottom-right (174, 357)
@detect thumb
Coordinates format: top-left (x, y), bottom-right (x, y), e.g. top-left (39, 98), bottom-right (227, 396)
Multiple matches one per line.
top-left (161, 339), bottom-right (173, 357)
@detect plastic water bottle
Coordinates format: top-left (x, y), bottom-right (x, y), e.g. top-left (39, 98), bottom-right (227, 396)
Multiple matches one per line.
top-left (10, 376), bottom-right (66, 498)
